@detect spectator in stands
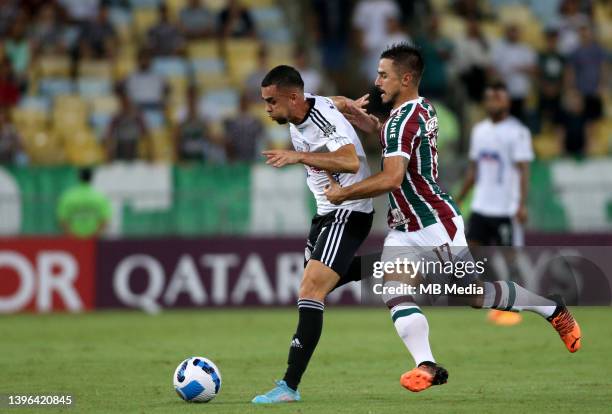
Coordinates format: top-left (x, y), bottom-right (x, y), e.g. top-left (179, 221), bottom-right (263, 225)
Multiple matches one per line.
top-left (557, 88), bottom-right (588, 157)
top-left (58, 0), bottom-right (100, 24)
top-left (0, 0), bottom-right (20, 37)
top-left (125, 48), bottom-right (169, 111)
top-left (174, 85), bottom-right (226, 163)
top-left (77, 4), bottom-right (116, 60)
top-left (0, 56), bottom-right (20, 108)
top-left (352, 0), bottom-right (401, 81)
top-left (105, 84), bottom-right (150, 161)
top-left (310, 0), bottom-right (353, 89)
top-left (219, 0), bottom-right (255, 38)
top-left (30, 3), bottom-right (68, 56)
top-left (538, 28), bottom-right (565, 125)
top-left (491, 23), bottom-right (536, 121)
top-left (453, 0), bottom-right (488, 20)
top-left (382, 15), bottom-right (411, 50)
top-left (566, 24), bottom-right (607, 123)
top-left (57, 167), bottom-right (111, 238)
top-left (0, 107), bottom-right (26, 164)
top-left (244, 45), bottom-right (269, 103)
top-left (224, 93), bottom-right (264, 162)
top-left (454, 18), bottom-right (491, 102)
top-left (5, 15), bottom-right (31, 89)
top-left (148, 3), bottom-right (186, 57)
top-left (179, 0), bottom-right (216, 40)
top-left (415, 14), bottom-right (453, 100)
top-left (557, 0), bottom-right (590, 56)
top-left (294, 46), bottom-right (322, 94)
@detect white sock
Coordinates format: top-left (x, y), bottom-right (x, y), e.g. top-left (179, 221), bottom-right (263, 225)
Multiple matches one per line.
top-left (391, 305), bottom-right (435, 366)
top-left (483, 281), bottom-right (557, 318)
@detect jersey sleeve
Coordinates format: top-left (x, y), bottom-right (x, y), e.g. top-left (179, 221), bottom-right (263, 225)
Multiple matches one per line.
top-left (383, 111), bottom-right (416, 160)
top-left (512, 126), bottom-right (534, 162)
top-left (311, 104), bottom-right (353, 152)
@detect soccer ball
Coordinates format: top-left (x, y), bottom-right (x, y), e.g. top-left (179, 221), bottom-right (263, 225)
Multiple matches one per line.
top-left (173, 356), bottom-right (222, 403)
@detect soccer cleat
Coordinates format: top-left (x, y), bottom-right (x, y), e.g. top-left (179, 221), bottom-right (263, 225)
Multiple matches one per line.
top-left (487, 309), bottom-right (523, 326)
top-left (251, 380), bottom-right (301, 404)
top-left (546, 295), bottom-right (581, 353)
top-left (400, 361), bottom-right (448, 392)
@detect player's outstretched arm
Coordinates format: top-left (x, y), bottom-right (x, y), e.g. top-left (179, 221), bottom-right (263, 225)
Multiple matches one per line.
top-left (263, 144), bottom-right (359, 173)
top-left (324, 156), bottom-right (407, 204)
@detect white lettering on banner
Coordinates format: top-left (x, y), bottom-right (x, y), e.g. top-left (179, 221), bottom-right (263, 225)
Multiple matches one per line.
top-left (250, 165), bottom-right (310, 234)
top-left (37, 251), bottom-right (82, 312)
top-left (552, 160), bottom-right (612, 230)
top-left (0, 168), bottom-right (21, 235)
top-left (110, 252), bottom-right (360, 311)
top-left (163, 255), bottom-right (207, 305)
top-left (0, 252), bottom-right (35, 312)
top-left (201, 254), bottom-right (239, 305)
top-left (276, 253), bottom-right (303, 304)
top-left (231, 254), bottom-right (274, 304)
top-left (114, 255), bottom-right (164, 314)
top-left (94, 163), bottom-right (172, 236)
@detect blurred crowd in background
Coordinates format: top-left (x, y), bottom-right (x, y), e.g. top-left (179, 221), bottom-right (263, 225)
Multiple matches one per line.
top-left (0, 0), bottom-right (610, 167)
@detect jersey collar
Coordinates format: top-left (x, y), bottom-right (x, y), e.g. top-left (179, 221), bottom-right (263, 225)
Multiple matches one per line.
top-left (296, 97), bottom-right (315, 126)
top-left (390, 96), bottom-right (422, 117)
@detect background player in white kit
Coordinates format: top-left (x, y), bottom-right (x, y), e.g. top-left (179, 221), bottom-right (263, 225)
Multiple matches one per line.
top-left (456, 81), bottom-right (534, 325)
top-left (252, 65), bottom-right (374, 404)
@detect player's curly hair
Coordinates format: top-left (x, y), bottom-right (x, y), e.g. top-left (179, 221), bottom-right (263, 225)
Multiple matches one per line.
top-left (380, 42), bottom-right (424, 84)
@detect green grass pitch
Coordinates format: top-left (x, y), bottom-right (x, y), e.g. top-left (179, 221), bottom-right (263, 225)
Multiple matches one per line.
top-left (1, 307), bottom-right (611, 413)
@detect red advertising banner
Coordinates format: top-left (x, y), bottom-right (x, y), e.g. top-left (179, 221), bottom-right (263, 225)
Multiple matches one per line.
top-left (0, 238), bottom-right (96, 313)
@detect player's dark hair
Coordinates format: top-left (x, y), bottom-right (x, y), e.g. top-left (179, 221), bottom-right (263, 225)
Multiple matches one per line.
top-left (380, 43), bottom-right (424, 84)
top-left (261, 65), bottom-right (304, 90)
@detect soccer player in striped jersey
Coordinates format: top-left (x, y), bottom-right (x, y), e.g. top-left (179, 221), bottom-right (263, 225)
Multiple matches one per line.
top-left (325, 43), bottom-right (581, 393)
top-left (251, 65), bottom-right (375, 404)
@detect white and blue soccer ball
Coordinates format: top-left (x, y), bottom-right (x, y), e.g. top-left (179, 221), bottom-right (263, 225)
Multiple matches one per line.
top-left (173, 356), bottom-right (222, 403)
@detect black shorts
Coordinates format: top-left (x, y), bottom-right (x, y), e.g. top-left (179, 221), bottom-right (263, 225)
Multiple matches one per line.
top-left (305, 208), bottom-right (373, 276)
top-left (467, 212), bottom-right (514, 246)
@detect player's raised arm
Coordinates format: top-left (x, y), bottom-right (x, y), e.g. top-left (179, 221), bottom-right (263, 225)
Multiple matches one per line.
top-left (324, 155), bottom-right (407, 204)
top-left (262, 143), bottom-right (359, 173)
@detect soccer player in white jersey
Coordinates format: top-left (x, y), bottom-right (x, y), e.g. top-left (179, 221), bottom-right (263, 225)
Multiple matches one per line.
top-left (251, 65), bottom-right (375, 404)
top-left (456, 81), bottom-right (534, 325)
top-left (325, 43), bottom-right (581, 393)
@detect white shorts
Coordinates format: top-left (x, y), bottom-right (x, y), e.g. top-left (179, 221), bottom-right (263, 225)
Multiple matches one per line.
top-left (381, 216), bottom-right (469, 264)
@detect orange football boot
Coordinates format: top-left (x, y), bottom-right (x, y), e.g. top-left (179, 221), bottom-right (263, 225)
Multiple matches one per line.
top-left (488, 309), bottom-right (523, 326)
top-left (400, 362), bottom-right (448, 392)
top-left (547, 296), bottom-right (581, 353)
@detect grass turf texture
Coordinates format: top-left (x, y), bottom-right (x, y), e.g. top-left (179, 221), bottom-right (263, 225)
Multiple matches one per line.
top-left (1, 308), bottom-right (611, 414)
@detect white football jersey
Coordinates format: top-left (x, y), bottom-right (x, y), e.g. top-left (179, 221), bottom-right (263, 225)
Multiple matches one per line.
top-left (290, 94), bottom-right (373, 215)
top-left (469, 116), bottom-right (534, 217)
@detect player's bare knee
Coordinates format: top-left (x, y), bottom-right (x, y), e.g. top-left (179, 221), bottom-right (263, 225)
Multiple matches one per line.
top-left (299, 260), bottom-right (339, 301)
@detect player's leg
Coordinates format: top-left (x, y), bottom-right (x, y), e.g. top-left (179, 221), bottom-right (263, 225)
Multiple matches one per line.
top-left (283, 210), bottom-right (373, 390)
top-left (281, 259), bottom-right (339, 390)
top-left (454, 224), bottom-right (582, 353)
top-left (381, 230), bottom-right (448, 392)
top-left (252, 209), bottom-right (372, 403)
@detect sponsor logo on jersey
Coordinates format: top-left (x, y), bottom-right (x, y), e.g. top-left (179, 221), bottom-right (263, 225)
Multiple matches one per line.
top-left (425, 116), bottom-right (438, 132)
top-left (321, 124), bottom-right (336, 137)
